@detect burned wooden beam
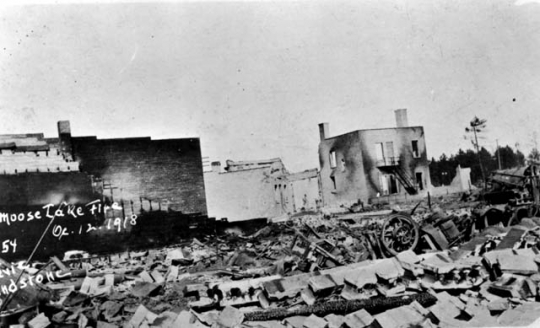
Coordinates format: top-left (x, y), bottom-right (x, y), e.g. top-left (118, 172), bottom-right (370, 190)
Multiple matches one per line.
top-left (244, 292), bottom-right (437, 321)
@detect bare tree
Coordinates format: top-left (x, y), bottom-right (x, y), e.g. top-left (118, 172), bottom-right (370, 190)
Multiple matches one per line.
top-left (465, 116), bottom-right (487, 187)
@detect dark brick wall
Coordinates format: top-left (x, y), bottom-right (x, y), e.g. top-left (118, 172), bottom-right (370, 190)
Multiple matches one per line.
top-left (71, 136), bottom-right (207, 215)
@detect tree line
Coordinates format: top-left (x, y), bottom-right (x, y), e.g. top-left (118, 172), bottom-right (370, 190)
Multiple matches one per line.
top-left (429, 146), bottom-right (538, 187)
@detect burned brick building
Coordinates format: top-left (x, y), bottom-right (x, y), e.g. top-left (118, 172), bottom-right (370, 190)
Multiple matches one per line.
top-left (0, 121), bottom-right (207, 260)
top-left (318, 109), bottom-right (431, 207)
top-left (68, 124), bottom-right (207, 216)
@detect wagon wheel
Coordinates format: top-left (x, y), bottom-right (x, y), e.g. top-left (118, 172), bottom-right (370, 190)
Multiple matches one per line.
top-left (380, 214), bottom-right (419, 256)
top-left (507, 207), bottom-right (530, 226)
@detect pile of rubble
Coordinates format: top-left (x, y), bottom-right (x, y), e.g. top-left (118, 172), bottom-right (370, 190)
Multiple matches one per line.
top-left (4, 207), bottom-right (540, 328)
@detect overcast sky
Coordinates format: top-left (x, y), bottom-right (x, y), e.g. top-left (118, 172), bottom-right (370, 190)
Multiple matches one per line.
top-left (0, 0), bottom-right (539, 171)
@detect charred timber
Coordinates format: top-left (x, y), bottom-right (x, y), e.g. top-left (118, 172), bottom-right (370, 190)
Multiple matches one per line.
top-left (244, 292), bottom-right (437, 321)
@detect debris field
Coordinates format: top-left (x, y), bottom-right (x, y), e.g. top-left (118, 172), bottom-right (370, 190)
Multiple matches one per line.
top-left (3, 192), bottom-right (540, 328)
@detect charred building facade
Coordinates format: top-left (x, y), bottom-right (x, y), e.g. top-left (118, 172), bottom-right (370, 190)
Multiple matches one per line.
top-left (318, 109), bottom-right (431, 207)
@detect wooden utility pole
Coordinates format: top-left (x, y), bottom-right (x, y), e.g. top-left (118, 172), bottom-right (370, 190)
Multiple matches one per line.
top-left (496, 139), bottom-right (501, 170)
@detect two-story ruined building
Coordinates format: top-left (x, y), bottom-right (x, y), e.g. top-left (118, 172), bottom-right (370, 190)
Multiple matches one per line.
top-left (318, 109), bottom-right (431, 207)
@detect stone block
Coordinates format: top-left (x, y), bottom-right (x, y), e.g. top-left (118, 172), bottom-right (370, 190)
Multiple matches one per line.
top-left (343, 267), bottom-right (377, 290)
top-left (27, 313), bottom-right (51, 328)
top-left (374, 258), bottom-right (405, 282)
top-left (323, 314), bottom-right (344, 328)
top-left (374, 302), bottom-right (427, 328)
top-left (166, 249), bottom-right (184, 261)
top-left (284, 316), bottom-right (307, 328)
top-left (302, 314), bottom-right (328, 328)
top-left (396, 250), bottom-right (420, 263)
top-left (128, 305), bottom-right (155, 328)
top-left (420, 252), bottom-right (455, 274)
top-left (428, 291), bottom-right (464, 322)
top-left (498, 254), bottom-right (538, 275)
top-left (216, 306), bottom-right (244, 328)
top-left (131, 282), bottom-right (161, 298)
top-left (465, 306), bottom-right (498, 327)
top-left (487, 299), bottom-right (509, 313)
top-left (264, 273), bottom-right (314, 300)
top-left (138, 271), bottom-right (154, 283)
top-left (150, 270), bottom-right (165, 284)
top-left (79, 276), bottom-right (100, 295)
top-left (395, 250), bottom-right (421, 272)
top-left (343, 308), bottom-right (375, 328)
top-left (497, 302), bottom-right (540, 326)
top-left (308, 274), bottom-right (337, 295)
top-left (495, 226), bottom-right (528, 249)
top-left (301, 288), bottom-right (316, 306)
top-left (166, 266), bottom-right (179, 282)
top-left (171, 311), bottom-right (192, 328)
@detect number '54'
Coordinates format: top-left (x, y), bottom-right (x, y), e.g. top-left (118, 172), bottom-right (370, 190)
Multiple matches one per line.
top-left (2, 239), bottom-right (16, 253)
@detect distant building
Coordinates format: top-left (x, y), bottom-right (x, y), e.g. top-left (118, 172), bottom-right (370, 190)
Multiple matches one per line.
top-left (318, 109), bottom-right (431, 207)
top-left (204, 159), bottom-right (320, 221)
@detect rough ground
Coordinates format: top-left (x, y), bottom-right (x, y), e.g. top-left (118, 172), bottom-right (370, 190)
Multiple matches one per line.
top-left (3, 196), bottom-right (540, 328)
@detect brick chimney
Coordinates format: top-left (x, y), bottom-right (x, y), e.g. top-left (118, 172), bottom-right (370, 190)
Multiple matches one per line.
top-left (211, 161), bottom-right (221, 173)
top-left (319, 123), bottom-right (329, 141)
top-left (394, 109), bottom-right (408, 128)
top-left (57, 120), bottom-right (73, 161)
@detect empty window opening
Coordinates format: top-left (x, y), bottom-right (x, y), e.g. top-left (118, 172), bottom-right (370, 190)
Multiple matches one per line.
top-left (380, 174), bottom-right (398, 195)
top-left (375, 143), bottom-right (384, 162)
top-left (412, 140), bottom-right (420, 158)
top-left (380, 174), bottom-right (389, 195)
top-left (416, 172), bottom-right (424, 190)
top-left (274, 185), bottom-right (280, 204)
top-left (389, 175), bottom-right (398, 194)
top-left (329, 151), bottom-right (337, 168)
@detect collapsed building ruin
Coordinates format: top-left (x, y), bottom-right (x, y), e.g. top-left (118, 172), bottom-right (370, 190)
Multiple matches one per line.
top-left (204, 159), bottom-right (320, 222)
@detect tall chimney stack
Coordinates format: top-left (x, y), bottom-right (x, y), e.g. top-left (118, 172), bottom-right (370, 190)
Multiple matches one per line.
top-left (57, 120), bottom-right (73, 161)
top-left (394, 109), bottom-right (408, 128)
top-left (319, 123), bottom-right (329, 141)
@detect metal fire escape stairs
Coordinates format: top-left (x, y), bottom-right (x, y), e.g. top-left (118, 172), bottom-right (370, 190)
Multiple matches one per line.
top-left (377, 157), bottom-right (418, 195)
